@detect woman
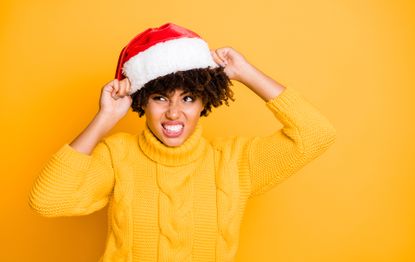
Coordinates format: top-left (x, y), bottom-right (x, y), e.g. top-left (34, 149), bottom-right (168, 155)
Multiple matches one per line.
top-left (28, 23), bottom-right (337, 261)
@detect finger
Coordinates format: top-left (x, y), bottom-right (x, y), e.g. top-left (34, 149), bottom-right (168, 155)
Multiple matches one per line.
top-left (112, 79), bottom-right (120, 98)
top-left (125, 78), bottom-right (132, 95)
top-left (210, 49), bottom-right (226, 67)
top-left (112, 79), bottom-right (120, 95)
top-left (118, 80), bottom-right (127, 97)
top-left (215, 49), bottom-right (228, 66)
top-left (212, 49), bottom-right (226, 66)
top-left (120, 78), bottom-right (131, 96)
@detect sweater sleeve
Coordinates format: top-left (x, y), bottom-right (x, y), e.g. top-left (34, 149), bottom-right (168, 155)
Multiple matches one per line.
top-left (28, 140), bottom-right (115, 217)
top-left (247, 86), bottom-right (337, 199)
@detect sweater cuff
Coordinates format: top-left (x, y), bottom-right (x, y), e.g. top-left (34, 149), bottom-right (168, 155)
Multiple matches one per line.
top-left (53, 143), bottom-right (93, 170)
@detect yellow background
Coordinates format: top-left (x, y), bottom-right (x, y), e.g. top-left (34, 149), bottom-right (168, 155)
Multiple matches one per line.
top-left (1, 0), bottom-right (414, 261)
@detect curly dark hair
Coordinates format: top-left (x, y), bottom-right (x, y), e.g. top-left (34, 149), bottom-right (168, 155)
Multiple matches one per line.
top-left (130, 66), bottom-right (235, 117)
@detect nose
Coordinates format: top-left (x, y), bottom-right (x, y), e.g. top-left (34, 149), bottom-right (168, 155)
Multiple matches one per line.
top-left (165, 101), bottom-right (181, 119)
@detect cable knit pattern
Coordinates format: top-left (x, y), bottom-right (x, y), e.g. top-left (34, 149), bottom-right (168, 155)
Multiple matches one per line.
top-left (213, 138), bottom-right (248, 262)
top-left (138, 122), bottom-right (207, 261)
top-left (157, 166), bottom-right (194, 261)
top-left (28, 86), bottom-right (336, 261)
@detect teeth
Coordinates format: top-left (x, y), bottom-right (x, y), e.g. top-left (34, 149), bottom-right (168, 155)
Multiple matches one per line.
top-left (163, 124), bottom-right (183, 132)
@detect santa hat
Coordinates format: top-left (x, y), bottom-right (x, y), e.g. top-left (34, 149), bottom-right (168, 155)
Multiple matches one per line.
top-left (114, 22), bottom-right (220, 95)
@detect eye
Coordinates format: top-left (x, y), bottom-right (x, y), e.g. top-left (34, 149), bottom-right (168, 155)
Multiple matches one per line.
top-left (152, 95), bottom-right (167, 101)
top-left (183, 95), bottom-right (195, 102)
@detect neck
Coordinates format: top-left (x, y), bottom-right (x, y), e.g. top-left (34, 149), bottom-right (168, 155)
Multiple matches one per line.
top-left (137, 121), bottom-right (208, 166)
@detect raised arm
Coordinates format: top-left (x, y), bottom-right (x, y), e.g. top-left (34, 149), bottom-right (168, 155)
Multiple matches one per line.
top-left (28, 113), bottom-right (117, 217)
top-left (246, 85), bottom-right (336, 198)
top-left (28, 78), bottom-right (132, 217)
top-left (211, 47), bottom-right (337, 198)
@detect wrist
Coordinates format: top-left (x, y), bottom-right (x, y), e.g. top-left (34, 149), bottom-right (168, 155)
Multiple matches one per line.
top-left (93, 112), bottom-right (118, 133)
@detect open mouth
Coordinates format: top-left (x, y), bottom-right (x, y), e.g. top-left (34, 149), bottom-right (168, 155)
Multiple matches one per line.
top-left (162, 124), bottom-right (184, 137)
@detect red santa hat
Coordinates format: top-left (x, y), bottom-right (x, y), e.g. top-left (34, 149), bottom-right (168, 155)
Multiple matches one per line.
top-left (114, 22), bottom-right (220, 95)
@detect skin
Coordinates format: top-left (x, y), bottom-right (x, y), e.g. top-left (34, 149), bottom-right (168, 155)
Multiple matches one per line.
top-left (141, 89), bottom-right (205, 147)
top-left (69, 46), bottom-right (287, 153)
top-left (138, 47), bottom-right (287, 148)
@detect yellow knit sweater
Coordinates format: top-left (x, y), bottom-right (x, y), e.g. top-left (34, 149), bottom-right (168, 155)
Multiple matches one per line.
top-left (28, 86), bottom-right (337, 262)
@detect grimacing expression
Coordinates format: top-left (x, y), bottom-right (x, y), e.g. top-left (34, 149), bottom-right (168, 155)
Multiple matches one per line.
top-left (142, 88), bottom-right (204, 147)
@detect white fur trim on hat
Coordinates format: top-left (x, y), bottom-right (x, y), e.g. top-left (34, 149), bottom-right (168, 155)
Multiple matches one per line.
top-left (122, 37), bottom-right (220, 94)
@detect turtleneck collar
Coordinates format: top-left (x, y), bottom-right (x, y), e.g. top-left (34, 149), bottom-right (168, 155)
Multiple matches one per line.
top-left (137, 121), bottom-right (208, 166)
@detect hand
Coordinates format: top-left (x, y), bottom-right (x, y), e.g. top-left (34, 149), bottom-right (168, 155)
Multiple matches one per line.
top-left (210, 46), bottom-right (250, 82)
top-left (98, 78), bottom-right (133, 122)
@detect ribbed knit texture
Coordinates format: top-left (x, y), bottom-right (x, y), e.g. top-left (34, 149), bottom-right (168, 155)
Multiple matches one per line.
top-left (28, 86), bottom-right (337, 261)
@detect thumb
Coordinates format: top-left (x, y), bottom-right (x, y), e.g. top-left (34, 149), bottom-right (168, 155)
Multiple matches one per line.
top-left (126, 78), bottom-right (132, 95)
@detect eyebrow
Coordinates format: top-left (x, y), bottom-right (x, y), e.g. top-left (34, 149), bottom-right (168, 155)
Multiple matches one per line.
top-left (179, 90), bottom-right (191, 95)
top-left (154, 90), bottom-right (191, 96)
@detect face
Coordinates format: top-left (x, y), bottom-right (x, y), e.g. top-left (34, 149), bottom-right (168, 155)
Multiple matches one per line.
top-left (142, 88), bottom-right (204, 147)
